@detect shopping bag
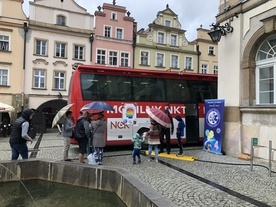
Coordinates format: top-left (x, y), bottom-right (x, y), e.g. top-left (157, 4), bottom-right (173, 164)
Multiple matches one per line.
top-left (87, 153), bottom-right (97, 165)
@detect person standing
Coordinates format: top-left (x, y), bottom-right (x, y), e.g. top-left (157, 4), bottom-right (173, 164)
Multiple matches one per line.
top-left (9, 108), bottom-right (34, 160)
top-left (147, 118), bottom-right (161, 162)
top-left (91, 113), bottom-right (107, 165)
top-left (175, 115), bottom-right (185, 156)
top-left (74, 111), bottom-right (90, 163)
top-left (61, 110), bottom-right (74, 161)
top-left (131, 133), bottom-right (144, 164)
top-left (159, 108), bottom-right (174, 154)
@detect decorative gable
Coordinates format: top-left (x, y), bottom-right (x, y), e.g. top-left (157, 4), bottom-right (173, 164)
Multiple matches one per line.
top-left (152, 4), bottom-right (181, 29)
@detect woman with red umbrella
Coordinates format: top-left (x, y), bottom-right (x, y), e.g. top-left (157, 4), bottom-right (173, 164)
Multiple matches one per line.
top-left (146, 108), bottom-right (171, 162)
top-left (146, 118), bottom-right (161, 162)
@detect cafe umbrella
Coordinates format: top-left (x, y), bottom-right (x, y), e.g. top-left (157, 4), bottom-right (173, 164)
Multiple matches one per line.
top-left (146, 108), bottom-right (171, 128)
top-left (51, 103), bottom-right (74, 128)
top-left (0, 102), bottom-right (15, 112)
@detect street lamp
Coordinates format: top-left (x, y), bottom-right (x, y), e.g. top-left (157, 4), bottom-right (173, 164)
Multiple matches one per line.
top-left (208, 23), bottom-right (233, 43)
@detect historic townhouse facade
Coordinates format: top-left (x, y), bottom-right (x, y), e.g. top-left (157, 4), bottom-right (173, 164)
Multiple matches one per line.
top-left (1, 1), bottom-right (219, 128)
top-left (134, 4), bottom-right (198, 72)
top-left (216, 0), bottom-right (276, 158)
top-left (195, 26), bottom-right (218, 75)
top-left (24, 0), bottom-right (94, 128)
top-left (0, 0), bottom-right (27, 120)
top-left (93, 2), bottom-right (135, 68)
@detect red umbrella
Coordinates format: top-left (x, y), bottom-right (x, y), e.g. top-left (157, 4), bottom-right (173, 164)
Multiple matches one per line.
top-left (146, 108), bottom-right (171, 128)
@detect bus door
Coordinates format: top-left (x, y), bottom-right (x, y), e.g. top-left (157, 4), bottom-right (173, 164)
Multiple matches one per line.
top-left (185, 104), bottom-right (199, 143)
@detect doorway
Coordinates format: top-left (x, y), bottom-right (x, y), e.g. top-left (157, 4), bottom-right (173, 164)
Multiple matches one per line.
top-left (185, 104), bottom-right (199, 143)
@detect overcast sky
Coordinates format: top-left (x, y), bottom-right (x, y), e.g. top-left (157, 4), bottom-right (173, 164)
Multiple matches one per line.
top-left (23, 0), bottom-right (219, 41)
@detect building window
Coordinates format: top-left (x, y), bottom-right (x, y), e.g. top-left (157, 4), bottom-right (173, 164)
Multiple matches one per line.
top-left (57, 15), bottom-right (66, 26)
top-left (209, 46), bottom-right (215, 55)
top-left (0, 35), bottom-right (9, 51)
top-left (156, 53), bottom-right (164, 67)
top-left (165, 20), bottom-right (171, 27)
top-left (55, 42), bottom-right (66, 58)
top-left (97, 49), bottom-right (106, 64)
top-left (74, 45), bottom-right (84, 60)
top-left (0, 69), bottom-right (8, 86)
top-left (35, 39), bottom-right (47, 56)
top-left (171, 55), bottom-right (178, 68)
top-left (171, 34), bottom-right (177, 46)
top-left (185, 57), bottom-right (192, 70)
top-left (111, 12), bottom-right (117, 20)
top-left (201, 64), bottom-right (208, 74)
top-left (121, 52), bottom-right (129, 67)
top-left (54, 71), bottom-right (65, 90)
top-left (157, 32), bottom-right (165, 44)
top-left (104, 26), bottom-right (111, 37)
top-left (33, 69), bottom-right (46, 89)
top-left (214, 65), bottom-right (218, 74)
top-left (256, 34), bottom-right (276, 105)
top-left (141, 51), bottom-right (149, 65)
top-left (109, 51), bottom-right (118, 66)
top-left (116, 28), bottom-right (123, 39)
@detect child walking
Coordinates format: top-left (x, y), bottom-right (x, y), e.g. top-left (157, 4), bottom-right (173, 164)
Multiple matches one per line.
top-left (175, 115), bottom-right (185, 156)
top-left (131, 133), bottom-right (144, 164)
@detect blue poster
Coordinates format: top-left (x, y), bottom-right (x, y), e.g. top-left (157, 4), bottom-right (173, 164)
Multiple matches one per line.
top-left (203, 99), bottom-right (225, 154)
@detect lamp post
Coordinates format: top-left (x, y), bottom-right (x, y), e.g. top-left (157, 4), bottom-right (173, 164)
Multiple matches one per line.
top-left (208, 23), bottom-right (233, 43)
top-left (89, 33), bottom-right (94, 62)
top-left (22, 22), bottom-right (29, 112)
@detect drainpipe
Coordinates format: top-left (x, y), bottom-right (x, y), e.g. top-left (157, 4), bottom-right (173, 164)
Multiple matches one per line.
top-left (196, 45), bottom-right (201, 73)
top-left (22, 22), bottom-right (29, 112)
top-left (132, 32), bottom-right (136, 68)
top-left (89, 33), bottom-right (94, 63)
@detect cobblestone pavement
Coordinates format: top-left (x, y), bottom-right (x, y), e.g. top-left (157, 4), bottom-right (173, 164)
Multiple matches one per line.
top-left (1, 132), bottom-right (276, 207)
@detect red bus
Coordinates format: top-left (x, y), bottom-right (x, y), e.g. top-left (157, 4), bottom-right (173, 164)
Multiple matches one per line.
top-left (68, 65), bottom-right (217, 146)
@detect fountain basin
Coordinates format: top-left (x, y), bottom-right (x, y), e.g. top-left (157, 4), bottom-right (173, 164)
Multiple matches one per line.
top-left (0, 159), bottom-right (177, 207)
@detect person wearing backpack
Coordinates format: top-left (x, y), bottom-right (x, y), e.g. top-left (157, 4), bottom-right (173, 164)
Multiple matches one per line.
top-left (91, 113), bottom-right (107, 165)
top-left (74, 111), bottom-right (90, 163)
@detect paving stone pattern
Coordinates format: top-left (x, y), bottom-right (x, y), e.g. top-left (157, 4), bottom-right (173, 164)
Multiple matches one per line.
top-left (0, 132), bottom-right (275, 207)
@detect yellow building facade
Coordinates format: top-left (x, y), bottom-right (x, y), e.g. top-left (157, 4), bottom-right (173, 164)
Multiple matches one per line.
top-left (0, 0), bottom-right (27, 119)
top-left (195, 27), bottom-right (218, 75)
top-left (134, 5), bottom-right (199, 72)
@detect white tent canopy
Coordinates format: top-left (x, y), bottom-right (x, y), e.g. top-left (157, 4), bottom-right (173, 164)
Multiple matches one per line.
top-left (0, 102), bottom-right (15, 112)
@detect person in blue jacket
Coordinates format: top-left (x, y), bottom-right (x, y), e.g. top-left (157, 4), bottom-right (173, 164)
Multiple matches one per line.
top-left (175, 115), bottom-right (185, 156)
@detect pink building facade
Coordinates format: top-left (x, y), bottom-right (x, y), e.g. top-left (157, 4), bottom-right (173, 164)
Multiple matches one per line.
top-left (93, 3), bottom-right (136, 68)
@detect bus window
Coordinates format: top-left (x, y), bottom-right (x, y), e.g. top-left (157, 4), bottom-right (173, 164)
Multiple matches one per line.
top-left (81, 73), bottom-right (100, 100)
top-left (106, 75), bottom-right (132, 100)
top-left (188, 81), bottom-right (217, 102)
top-left (166, 79), bottom-right (190, 102)
top-left (133, 77), bottom-right (165, 102)
top-left (81, 73), bottom-right (132, 101)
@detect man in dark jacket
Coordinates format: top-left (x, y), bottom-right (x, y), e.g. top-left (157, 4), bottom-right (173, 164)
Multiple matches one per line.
top-left (9, 108), bottom-right (34, 160)
top-left (74, 110), bottom-right (90, 163)
top-left (159, 108), bottom-right (174, 154)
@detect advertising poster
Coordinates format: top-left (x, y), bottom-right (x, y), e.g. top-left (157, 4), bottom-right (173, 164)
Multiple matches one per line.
top-left (122, 103), bottom-right (137, 125)
top-left (203, 99), bottom-right (225, 154)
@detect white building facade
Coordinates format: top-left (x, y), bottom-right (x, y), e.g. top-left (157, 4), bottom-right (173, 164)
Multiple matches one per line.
top-left (24, 0), bottom-right (94, 128)
top-left (217, 0), bottom-right (276, 158)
